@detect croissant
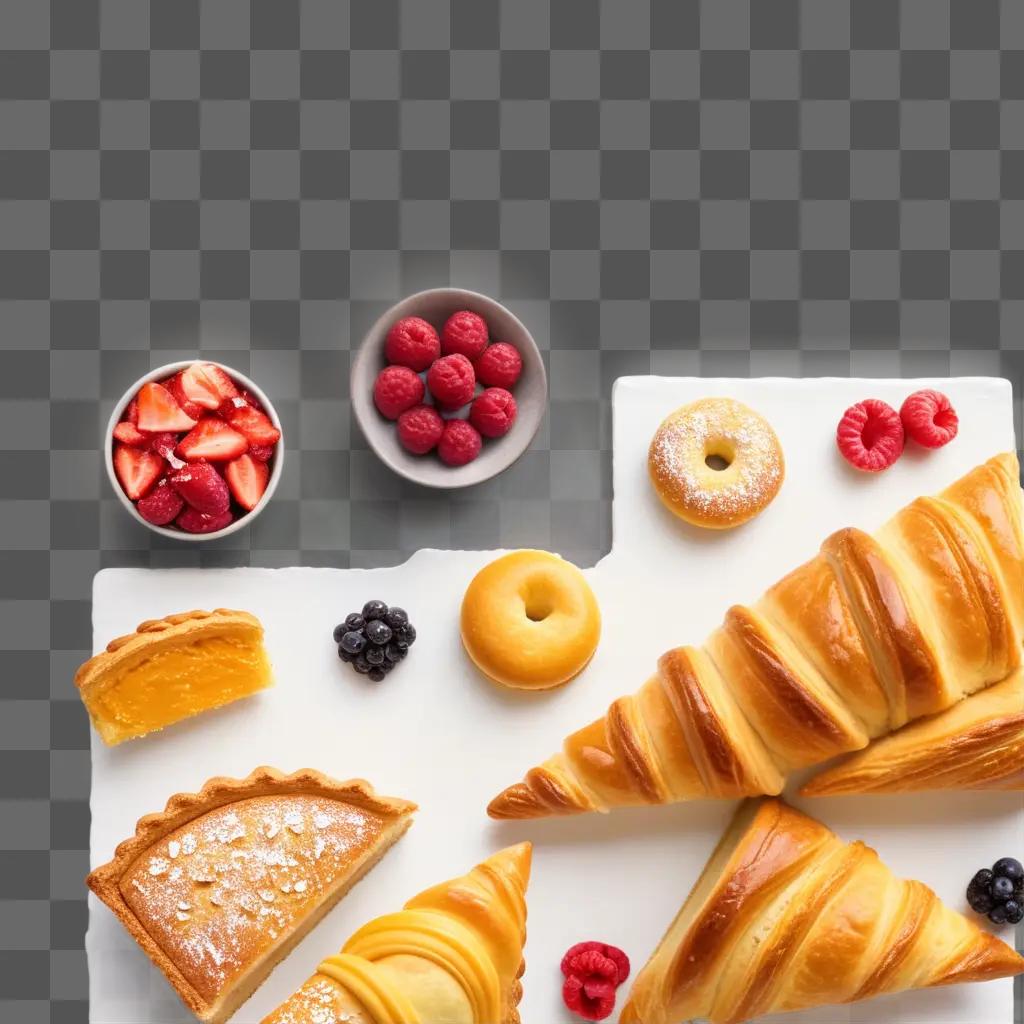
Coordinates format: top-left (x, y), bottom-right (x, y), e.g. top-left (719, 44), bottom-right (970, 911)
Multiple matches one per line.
top-left (620, 799), bottom-right (1024, 1024)
top-left (489, 454), bottom-right (1024, 818)
top-left (261, 843), bottom-right (531, 1024)
top-left (802, 667), bottom-right (1024, 796)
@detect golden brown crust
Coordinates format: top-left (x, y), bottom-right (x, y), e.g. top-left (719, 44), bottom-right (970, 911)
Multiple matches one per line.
top-left (88, 768), bottom-right (416, 1023)
top-left (75, 608), bottom-right (264, 702)
top-left (620, 799), bottom-right (1024, 1024)
top-left (489, 454), bottom-right (1024, 819)
top-left (802, 669), bottom-right (1024, 796)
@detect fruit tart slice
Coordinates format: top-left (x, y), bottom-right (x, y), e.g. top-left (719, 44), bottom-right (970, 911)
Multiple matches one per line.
top-left (76, 609), bottom-right (272, 745)
top-left (88, 768), bottom-right (417, 1024)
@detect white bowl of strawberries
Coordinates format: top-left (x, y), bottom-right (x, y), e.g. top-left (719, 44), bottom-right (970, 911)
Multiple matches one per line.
top-left (105, 360), bottom-right (284, 540)
top-left (351, 288), bottom-right (547, 489)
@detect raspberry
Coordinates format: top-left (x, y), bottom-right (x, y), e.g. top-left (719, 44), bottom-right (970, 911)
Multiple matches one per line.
top-left (475, 342), bottom-right (522, 389)
top-left (437, 419), bottom-right (482, 467)
top-left (374, 365), bottom-right (425, 420)
top-left (385, 316), bottom-right (440, 372)
top-left (900, 389), bottom-right (959, 449)
top-left (469, 387), bottom-right (518, 438)
top-left (836, 399), bottom-right (904, 473)
top-left (427, 353), bottom-right (476, 409)
top-left (397, 405), bottom-right (444, 455)
top-left (562, 974), bottom-right (617, 1021)
top-left (441, 310), bottom-right (489, 359)
top-left (561, 942), bottom-right (631, 987)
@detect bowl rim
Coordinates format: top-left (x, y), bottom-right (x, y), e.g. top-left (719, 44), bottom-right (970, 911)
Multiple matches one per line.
top-left (350, 287), bottom-right (548, 491)
top-left (104, 360), bottom-right (285, 542)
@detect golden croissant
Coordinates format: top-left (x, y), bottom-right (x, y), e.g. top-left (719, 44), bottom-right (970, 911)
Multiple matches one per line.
top-left (803, 667), bottom-right (1024, 796)
top-left (261, 843), bottom-right (531, 1024)
top-left (620, 799), bottom-right (1024, 1024)
top-left (489, 454), bottom-right (1024, 819)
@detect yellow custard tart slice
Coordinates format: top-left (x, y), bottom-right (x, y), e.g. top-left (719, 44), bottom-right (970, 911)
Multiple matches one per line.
top-left (76, 608), bottom-right (273, 745)
top-left (88, 768), bottom-right (417, 1024)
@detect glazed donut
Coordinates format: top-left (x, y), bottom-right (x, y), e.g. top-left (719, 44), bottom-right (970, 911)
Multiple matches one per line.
top-left (460, 550), bottom-right (601, 691)
top-left (648, 397), bottom-right (785, 529)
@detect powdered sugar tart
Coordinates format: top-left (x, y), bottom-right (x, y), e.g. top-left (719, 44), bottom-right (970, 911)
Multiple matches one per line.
top-left (648, 397), bottom-right (785, 529)
top-left (87, 767), bottom-right (416, 1024)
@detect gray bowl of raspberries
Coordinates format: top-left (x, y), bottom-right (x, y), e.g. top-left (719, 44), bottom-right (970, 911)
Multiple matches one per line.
top-left (334, 600), bottom-right (416, 682)
top-left (350, 288), bottom-right (547, 490)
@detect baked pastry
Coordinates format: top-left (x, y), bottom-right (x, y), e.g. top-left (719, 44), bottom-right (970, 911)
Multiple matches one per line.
top-left (803, 667), bottom-right (1024, 796)
top-left (76, 608), bottom-right (273, 745)
top-left (88, 767), bottom-right (416, 1024)
top-left (261, 842), bottom-right (532, 1024)
top-left (648, 398), bottom-right (785, 529)
top-left (461, 550), bottom-right (601, 690)
top-left (620, 799), bottom-right (1024, 1024)
top-left (489, 453), bottom-right (1023, 818)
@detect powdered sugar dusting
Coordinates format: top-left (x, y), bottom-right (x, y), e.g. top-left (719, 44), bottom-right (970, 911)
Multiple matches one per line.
top-left (267, 975), bottom-right (360, 1024)
top-left (119, 794), bottom-right (382, 1003)
top-left (649, 399), bottom-right (783, 522)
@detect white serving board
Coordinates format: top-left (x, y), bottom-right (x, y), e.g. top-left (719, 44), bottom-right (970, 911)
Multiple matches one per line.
top-left (89, 377), bottom-right (1024, 1024)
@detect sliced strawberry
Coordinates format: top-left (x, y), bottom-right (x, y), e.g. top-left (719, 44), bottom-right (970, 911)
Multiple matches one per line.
top-left (124, 398), bottom-right (139, 424)
top-left (147, 431), bottom-right (179, 460)
top-left (113, 420), bottom-right (150, 447)
top-left (113, 444), bottom-right (164, 500)
top-left (168, 461), bottom-right (230, 515)
top-left (166, 372), bottom-right (206, 421)
top-left (137, 381), bottom-right (197, 433)
top-left (223, 403), bottom-right (281, 447)
top-left (176, 417), bottom-right (248, 462)
top-left (225, 453), bottom-right (269, 511)
top-left (175, 506), bottom-right (234, 534)
top-left (178, 362), bottom-right (239, 411)
top-left (248, 443), bottom-right (275, 462)
top-left (136, 478), bottom-right (185, 526)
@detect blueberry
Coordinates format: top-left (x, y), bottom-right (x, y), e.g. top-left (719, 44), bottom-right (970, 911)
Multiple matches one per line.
top-left (365, 646), bottom-right (385, 666)
top-left (384, 607), bottom-right (408, 630)
top-left (1006, 900), bottom-right (1024, 925)
top-left (968, 869), bottom-right (996, 914)
top-left (397, 623), bottom-right (416, 646)
top-left (345, 612), bottom-right (365, 631)
top-left (990, 903), bottom-right (1010, 925)
top-left (337, 646), bottom-right (353, 663)
top-left (368, 666), bottom-right (386, 682)
top-left (340, 631), bottom-right (366, 655)
top-left (362, 600), bottom-right (388, 621)
top-left (385, 642), bottom-right (406, 663)
top-left (992, 876), bottom-right (1015, 901)
top-left (366, 619), bottom-right (392, 646)
top-left (333, 623), bottom-right (348, 643)
top-left (993, 858), bottom-right (1024, 885)
top-left (353, 654), bottom-right (371, 675)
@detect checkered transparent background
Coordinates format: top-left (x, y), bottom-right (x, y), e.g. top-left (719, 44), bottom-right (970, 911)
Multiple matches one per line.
top-left (2, 1), bottom-right (1024, 1020)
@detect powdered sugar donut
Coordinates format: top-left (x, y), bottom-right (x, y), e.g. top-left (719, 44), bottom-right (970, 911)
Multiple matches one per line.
top-left (647, 398), bottom-right (785, 529)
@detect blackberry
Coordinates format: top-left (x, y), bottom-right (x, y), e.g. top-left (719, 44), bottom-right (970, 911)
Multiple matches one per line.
top-left (334, 601), bottom-right (416, 681)
top-left (1006, 900), bottom-right (1024, 925)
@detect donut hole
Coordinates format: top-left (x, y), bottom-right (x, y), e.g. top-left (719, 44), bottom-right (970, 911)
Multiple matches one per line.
top-left (704, 453), bottom-right (731, 471)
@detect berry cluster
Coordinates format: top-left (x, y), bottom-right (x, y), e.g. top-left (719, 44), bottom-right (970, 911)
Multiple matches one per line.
top-left (836, 388), bottom-right (958, 473)
top-left (111, 363), bottom-right (281, 533)
top-left (967, 858), bottom-right (1024, 925)
top-left (373, 310), bottom-right (523, 468)
top-left (333, 600), bottom-right (416, 682)
top-left (560, 941), bottom-right (631, 1021)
